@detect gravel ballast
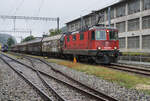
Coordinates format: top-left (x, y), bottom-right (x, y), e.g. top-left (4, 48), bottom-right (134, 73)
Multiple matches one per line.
top-left (0, 59), bottom-right (44, 101)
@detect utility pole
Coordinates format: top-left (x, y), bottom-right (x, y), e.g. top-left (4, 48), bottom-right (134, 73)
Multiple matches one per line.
top-left (57, 17), bottom-right (59, 30)
top-left (13, 17), bottom-right (16, 32)
top-left (29, 30), bottom-right (32, 36)
top-left (80, 15), bottom-right (84, 30)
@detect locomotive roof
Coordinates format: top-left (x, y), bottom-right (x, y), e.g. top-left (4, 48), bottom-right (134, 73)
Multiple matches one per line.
top-left (42, 34), bottom-right (62, 42)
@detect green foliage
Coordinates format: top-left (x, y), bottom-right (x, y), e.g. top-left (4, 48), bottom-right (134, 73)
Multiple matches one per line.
top-left (7, 37), bottom-right (15, 47)
top-left (22, 35), bottom-right (35, 42)
top-left (49, 29), bottom-right (62, 36)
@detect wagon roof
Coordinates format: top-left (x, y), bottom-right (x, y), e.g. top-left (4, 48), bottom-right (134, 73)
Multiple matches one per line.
top-left (42, 34), bottom-right (62, 42)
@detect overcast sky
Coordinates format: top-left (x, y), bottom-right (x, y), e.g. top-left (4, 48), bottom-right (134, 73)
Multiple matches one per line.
top-left (0, 0), bottom-right (118, 42)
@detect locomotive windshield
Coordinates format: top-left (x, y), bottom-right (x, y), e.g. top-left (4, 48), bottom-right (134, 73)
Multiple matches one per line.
top-left (109, 31), bottom-right (118, 40)
top-left (95, 30), bottom-right (106, 40)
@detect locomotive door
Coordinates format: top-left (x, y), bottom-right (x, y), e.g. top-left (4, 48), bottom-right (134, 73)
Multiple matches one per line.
top-left (88, 30), bottom-right (95, 49)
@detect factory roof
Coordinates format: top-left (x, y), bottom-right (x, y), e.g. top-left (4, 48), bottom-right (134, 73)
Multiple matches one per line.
top-left (66, 0), bottom-right (127, 24)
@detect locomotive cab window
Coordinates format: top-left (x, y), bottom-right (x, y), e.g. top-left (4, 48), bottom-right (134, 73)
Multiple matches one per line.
top-left (80, 33), bottom-right (84, 40)
top-left (96, 30), bottom-right (106, 40)
top-left (67, 36), bottom-right (70, 42)
top-left (109, 31), bottom-right (118, 40)
top-left (73, 35), bottom-right (76, 41)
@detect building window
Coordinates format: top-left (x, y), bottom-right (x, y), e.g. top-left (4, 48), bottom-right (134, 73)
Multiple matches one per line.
top-left (116, 22), bottom-right (126, 33)
top-left (142, 16), bottom-right (150, 29)
top-left (80, 33), bottom-right (84, 40)
top-left (71, 24), bottom-right (74, 31)
top-left (69, 25), bottom-right (72, 32)
top-left (85, 18), bottom-right (90, 26)
top-left (106, 8), bottom-right (114, 20)
top-left (91, 15), bottom-right (96, 25)
top-left (128, 18), bottom-right (139, 31)
top-left (119, 37), bottom-right (125, 48)
top-left (99, 11), bottom-right (105, 22)
top-left (127, 36), bottom-right (139, 49)
top-left (75, 23), bottom-right (79, 30)
top-left (116, 4), bottom-right (126, 17)
top-left (142, 35), bottom-right (150, 49)
top-left (143, 0), bottom-right (150, 10)
top-left (73, 35), bottom-right (76, 41)
top-left (128, 0), bottom-right (140, 15)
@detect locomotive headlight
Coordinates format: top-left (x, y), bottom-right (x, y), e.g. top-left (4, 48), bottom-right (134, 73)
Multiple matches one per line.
top-left (98, 47), bottom-right (101, 50)
top-left (114, 47), bottom-right (117, 50)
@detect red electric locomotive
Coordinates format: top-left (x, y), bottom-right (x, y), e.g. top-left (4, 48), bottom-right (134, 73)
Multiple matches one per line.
top-left (62, 25), bottom-right (120, 64)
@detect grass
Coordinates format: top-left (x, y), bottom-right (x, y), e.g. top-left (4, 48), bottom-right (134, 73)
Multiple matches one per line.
top-left (122, 52), bottom-right (149, 56)
top-left (47, 59), bottom-right (150, 95)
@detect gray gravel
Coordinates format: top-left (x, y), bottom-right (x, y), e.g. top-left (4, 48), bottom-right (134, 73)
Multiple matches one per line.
top-left (0, 59), bottom-right (44, 101)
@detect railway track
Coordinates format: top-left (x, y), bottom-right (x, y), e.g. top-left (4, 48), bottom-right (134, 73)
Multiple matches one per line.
top-left (0, 53), bottom-right (117, 101)
top-left (109, 63), bottom-right (150, 76)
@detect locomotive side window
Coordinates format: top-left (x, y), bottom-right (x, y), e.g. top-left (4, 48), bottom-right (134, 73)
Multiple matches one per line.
top-left (109, 31), bottom-right (118, 40)
top-left (80, 33), bottom-right (84, 40)
top-left (91, 31), bottom-right (95, 40)
top-left (96, 31), bottom-right (106, 40)
top-left (73, 35), bottom-right (76, 41)
top-left (67, 36), bottom-right (70, 42)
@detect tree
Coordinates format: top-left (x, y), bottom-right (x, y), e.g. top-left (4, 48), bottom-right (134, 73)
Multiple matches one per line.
top-left (22, 35), bottom-right (35, 42)
top-left (7, 37), bottom-right (15, 47)
top-left (49, 29), bottom-right (62, 36)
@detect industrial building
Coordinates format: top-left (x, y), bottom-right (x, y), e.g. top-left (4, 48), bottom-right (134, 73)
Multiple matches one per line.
top-left (66, 0), bottom-right (150, 53)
